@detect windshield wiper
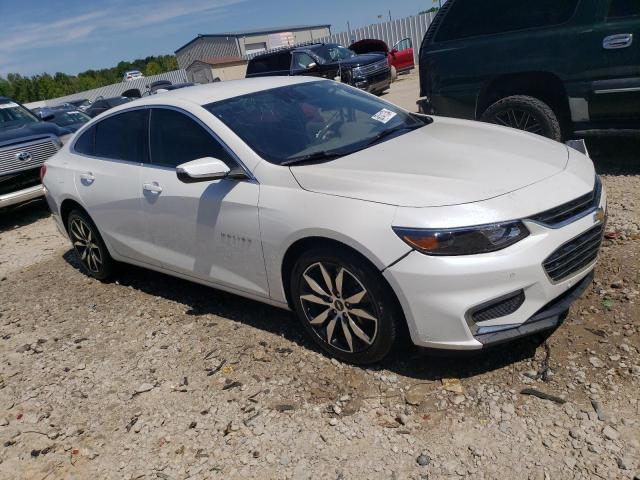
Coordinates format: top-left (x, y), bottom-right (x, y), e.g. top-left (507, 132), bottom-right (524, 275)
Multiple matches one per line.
top-left (281, 150), bottom-right (347, 166)
top-left (365, 124), bottom-right (421, 147)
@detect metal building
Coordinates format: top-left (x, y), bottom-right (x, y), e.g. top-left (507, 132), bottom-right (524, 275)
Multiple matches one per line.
top-left (174, 24), bottom-right (331, 70)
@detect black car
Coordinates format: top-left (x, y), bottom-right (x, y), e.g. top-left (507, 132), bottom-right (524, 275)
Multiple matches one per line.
top-left (418, 0), bottom-right (640, 141)
top-left (84, 96), bottom-right (134, 118)
top-left (37, 108), bottom-right (91, 132)
top-left (246, 43), bottom-right (391, 95)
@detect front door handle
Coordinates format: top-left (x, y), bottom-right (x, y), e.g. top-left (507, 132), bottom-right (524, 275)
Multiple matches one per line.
top-left (79, 172), bottom-right (95, 183)
top-left (143, 182), bottom-right (163, 194)
top-left (603, 33), bottom-right (633, 49)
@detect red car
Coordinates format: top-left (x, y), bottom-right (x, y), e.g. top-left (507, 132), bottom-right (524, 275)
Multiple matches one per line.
top-left (349, 38), bottom-right (414, 80)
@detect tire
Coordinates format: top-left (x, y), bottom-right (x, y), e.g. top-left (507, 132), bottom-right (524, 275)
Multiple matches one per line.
top-left (67, 209), bottom-right (114, 281)
top-left (390, 66), bottom-right (398, 82)
top-left (480, 95), bottom-right (562, 142)
top-left (290, 247), bottom-right (399, 364)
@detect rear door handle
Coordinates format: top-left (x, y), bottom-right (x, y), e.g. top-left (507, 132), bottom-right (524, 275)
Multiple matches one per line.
top-left (79, 172), bottom-right (95, 182)
top-left (143, 182), bottom-right (163, 194)
top-left (603, 33), bottom-right (633, 49)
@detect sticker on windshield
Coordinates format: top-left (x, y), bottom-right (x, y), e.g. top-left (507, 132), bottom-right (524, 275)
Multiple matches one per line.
top-left (371, 108), bottom-right (397, 124)
top-left (0, 102), bottom-right (19, 109)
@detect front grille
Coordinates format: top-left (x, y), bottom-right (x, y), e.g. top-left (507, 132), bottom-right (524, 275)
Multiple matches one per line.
top-left (543, 223), bottom-right (604, 282)
top-left (355, 60), bottom-right (390, 77)
top-left (470, 290), bottom-right (525, 323)
top-left (0, 168), bottom-right (41, 196)
top-left (530, 177), bottom-right (602, 227)
top-left (0, 137), bottom-right (59, 176)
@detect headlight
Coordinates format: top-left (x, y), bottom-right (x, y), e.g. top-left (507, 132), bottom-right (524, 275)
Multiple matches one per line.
top-left (393, 221), bottom-right (529, 256)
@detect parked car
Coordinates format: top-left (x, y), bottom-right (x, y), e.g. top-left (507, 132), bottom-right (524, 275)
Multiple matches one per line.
top-left (0, 97), bottom-right (68, 209)
top-left (37, 108), bottom-right (91, 132)
top-left (67, 99), bottom-right (91, 111)
top-left (43, 77), bottom-right (606, 364)
top-left (154, 82), bottom-right (197, 94)
top-left (349, 38), bottom-right (415, 79)
top-left (123, 70), bottom-right (144, 82)
top-left (418, 0), bottom-right (640, 141)
top-left (84, 96), bottom-right (134, 118)
top-left (246, 43), bottom-right (391, 95)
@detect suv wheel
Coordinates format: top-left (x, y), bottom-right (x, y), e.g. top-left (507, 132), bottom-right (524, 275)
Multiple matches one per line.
top-left (480, 95), bottom-right (562, 141)
top-left (290, 248), bottom-right (399, 364)
top-left (67, 209), bottom-right (114, 281)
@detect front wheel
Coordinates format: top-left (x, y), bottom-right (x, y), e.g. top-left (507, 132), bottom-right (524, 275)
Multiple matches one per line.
top-left (480, 95), bottom-right (562, 141)
top-left (67, 209), bottom-right (114, 281)
top-left (290, 248), bottom-right (399, 364)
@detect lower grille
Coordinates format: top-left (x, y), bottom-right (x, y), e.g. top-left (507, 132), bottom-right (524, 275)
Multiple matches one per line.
top-left (0, 137), bottom-right (59, 176)
top-left (470, 290), bottom-right (525, 323)
top-left (543, 223), bottom-right (604, 282)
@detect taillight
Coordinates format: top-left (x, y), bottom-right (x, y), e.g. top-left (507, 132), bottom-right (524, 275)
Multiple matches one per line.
top-left (40, 165), bottom-right (47, 183)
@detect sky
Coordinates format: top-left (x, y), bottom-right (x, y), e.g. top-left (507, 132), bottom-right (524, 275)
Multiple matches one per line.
top-left (0, 0), bottom-right (435, 76)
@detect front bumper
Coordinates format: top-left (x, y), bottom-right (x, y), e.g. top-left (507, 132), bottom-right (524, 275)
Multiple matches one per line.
top-left (353, 71), bottom-right (392, 93)
top-left (383, 197), bottom-right (606, 350)
top-left (0, 184), bottom-right (44, 209)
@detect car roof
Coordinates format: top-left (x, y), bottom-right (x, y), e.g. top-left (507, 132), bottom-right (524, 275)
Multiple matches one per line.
top-left (126, 76), bottom-right (325, 108)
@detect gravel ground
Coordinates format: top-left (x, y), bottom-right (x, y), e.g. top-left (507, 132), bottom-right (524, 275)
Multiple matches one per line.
top-left (0, 77), bottom-right (639, 479)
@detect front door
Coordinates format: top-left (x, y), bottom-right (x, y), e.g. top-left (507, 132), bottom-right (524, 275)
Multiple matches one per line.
top-left (391, 38), bottom-right (415, 71)
top-left (583, 0), bottom-right (640, 123)
top-left (140, 107), bottom-right (269, 297)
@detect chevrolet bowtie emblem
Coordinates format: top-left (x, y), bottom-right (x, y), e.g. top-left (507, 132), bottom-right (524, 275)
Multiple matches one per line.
top-left (594, 207), bottom-right (606, 223)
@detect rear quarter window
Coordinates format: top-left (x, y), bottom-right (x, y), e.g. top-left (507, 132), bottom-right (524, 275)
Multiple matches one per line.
top-left (73, 126), bottom-right (95, 156)
top-left (436, 0), bottom-right (580, 42)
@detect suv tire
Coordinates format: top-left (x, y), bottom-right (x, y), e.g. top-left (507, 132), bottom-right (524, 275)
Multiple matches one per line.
top-left (290, 247), bottom-right (399, 364)
top-left (480, 95), bottom-right (562, 142)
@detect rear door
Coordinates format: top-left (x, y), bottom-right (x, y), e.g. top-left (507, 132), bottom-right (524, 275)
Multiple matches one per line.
top-left (72, 109), bottom-right (151, 263)
top-left (140, 107), bottom-right (268, 297)
top-left (584, 0), bottom-right (640, 123)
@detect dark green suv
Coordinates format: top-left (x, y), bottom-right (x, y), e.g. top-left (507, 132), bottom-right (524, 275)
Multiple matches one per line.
top-left (418, 0), bottom-right (640, 141)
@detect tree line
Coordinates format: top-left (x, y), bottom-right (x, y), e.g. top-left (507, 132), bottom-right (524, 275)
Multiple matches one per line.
top-left (0, 55), bottom-right (179, 103)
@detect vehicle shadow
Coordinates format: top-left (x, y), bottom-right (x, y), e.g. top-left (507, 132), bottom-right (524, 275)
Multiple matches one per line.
top-left (62, 250), bottom-right (544, 380)
top-left (0, 198), bottom-right (51, 234)
top-left (588, 137), bottom-right (640, 175)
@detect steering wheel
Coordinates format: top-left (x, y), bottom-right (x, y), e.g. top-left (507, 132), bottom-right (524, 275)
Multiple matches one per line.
top-left (314, 118), bottom-right (343, 142)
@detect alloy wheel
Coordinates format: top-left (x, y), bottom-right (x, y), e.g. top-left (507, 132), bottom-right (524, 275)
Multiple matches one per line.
top-left (491, 108), bottom-right (543, 135)
top-left (299, 262), bottom-right (378, 353)
top-left (69, 218), bottom-right (103, 273)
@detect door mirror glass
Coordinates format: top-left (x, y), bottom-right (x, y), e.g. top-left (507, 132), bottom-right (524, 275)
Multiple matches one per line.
top-left (176, 157), bottom-right (230, 183)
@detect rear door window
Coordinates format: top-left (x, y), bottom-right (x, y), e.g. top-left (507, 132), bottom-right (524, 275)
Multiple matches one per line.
top-left (608, 0), bottom-right (640, 18)
top-left (93, 109), bottom-right (146, 162)
top-left (148, 108), bottom-right (234, 168)
top-left (436, 0), bottom-right (580, 41)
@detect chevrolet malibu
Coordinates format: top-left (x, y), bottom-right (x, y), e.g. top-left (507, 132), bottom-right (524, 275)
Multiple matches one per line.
top-left (43, 77), bottom-right (606, 364)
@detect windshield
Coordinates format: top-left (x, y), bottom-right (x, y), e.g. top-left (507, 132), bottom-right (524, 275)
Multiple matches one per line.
top-left (311, 44), bottom-right (356, 63)
top-left (52, 110), bottom-right (91, 127)
top-left (0, 101), bottom-right (39, 129)
top-left (205, 81), bottom-right (428, 165)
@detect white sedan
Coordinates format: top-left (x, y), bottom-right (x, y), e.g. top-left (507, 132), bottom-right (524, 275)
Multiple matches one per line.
top-left (42, 77), bottom-right (606, 364)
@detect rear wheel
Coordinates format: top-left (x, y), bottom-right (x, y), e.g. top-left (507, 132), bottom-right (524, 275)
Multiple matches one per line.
top-left (290, 248), bottom-right (399, 364)
top-left (480, 95), bottom-right (562, 141)
top-left (67, 209), bottom-right (114, 281)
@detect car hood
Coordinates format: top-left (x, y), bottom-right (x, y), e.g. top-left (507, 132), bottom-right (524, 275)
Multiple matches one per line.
top-left (334, 53), bottom-right (387, 67)
top-left (290, 117), bottom-right (569, 208)
top-left (0, 122), bottom-right (64, 148)
top-left (349, 39), bottom-right (389, 55)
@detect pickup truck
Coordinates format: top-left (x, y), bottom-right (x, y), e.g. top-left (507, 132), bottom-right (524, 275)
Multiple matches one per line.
top-left (0, 97), bottom-right (70, 210)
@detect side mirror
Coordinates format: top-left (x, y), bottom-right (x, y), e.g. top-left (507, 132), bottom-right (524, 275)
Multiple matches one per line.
top-left (176, 157), bottom-right (231, 183)
top-left (391, 48), bottom-right (398, 54)
top-left (306, 62), bottom-right (318, 71)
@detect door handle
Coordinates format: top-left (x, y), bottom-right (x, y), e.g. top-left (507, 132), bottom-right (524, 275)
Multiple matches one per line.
top-left (79, 172), bottom-right (95, 182)
top-left (143, 183), bottom-right (163, 194)
top-left (603, 33), bottom-right (633, 49)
